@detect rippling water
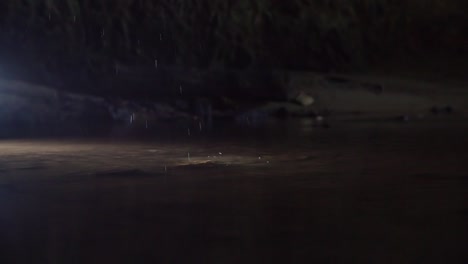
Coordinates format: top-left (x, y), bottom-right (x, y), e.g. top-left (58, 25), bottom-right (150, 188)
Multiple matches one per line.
top-left (0, 119), bottom-right (467, 263)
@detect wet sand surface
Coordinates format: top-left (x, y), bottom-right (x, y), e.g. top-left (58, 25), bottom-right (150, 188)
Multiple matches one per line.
top-left (0, 120), bottom-right (467, 263)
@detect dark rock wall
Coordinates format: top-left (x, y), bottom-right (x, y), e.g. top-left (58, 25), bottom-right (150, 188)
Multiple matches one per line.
top-left (0, 0), bottom-right (466, 96)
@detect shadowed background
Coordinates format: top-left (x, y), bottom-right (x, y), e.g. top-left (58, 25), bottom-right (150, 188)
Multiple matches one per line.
top-left (0, 0), bottom-right (466, 96)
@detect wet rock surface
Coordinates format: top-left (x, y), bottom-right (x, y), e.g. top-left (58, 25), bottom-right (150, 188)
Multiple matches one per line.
top-left (1, 71), bottom-right (466, 138)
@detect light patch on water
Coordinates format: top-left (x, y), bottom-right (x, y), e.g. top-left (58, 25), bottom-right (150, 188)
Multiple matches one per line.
top-left (172, 154), bottom-right (272, 167)
top-left (0, 140), bottom-right (279, 183)
top-left (147, 149), bottom-right (159, 153)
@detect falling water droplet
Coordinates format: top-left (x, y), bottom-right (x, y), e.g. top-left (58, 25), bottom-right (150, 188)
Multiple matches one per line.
top-left (188, 128), bottom-right (191, 136)
top-left (187, 152), bottom-right (191, 162)
top-left (154, 59), bottom-right (158, 68)
top-left (179, 85), bottom-right (183, 95)
top-left (199, 122), bottom-right (202, 131)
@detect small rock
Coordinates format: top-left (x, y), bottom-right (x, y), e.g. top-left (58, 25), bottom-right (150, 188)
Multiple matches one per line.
top-left (444, 106), bottom-right (453, 114)
top-left (431, 105), bottom-right (453, 115)
top-left (397, 115), bottom-right (410, 122)
top-left (374, 84), bottom-right (385, 94)
top-left (294, 92), bottom-right (314, 106)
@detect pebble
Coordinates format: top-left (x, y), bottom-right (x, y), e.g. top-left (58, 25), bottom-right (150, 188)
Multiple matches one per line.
top-left (294, 92), bottom-right (315, 106)
top-left (397, 115), bottom-right (410, 122)
top-left (431, 105), bottom-right (454, 115)
top-left (444, 106), bottom-right (453, 114)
